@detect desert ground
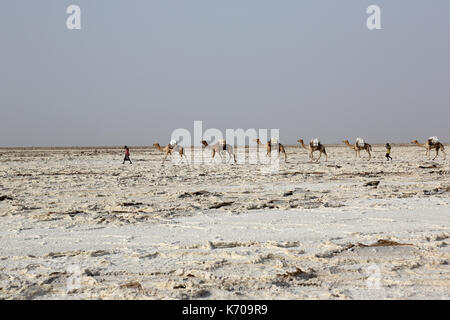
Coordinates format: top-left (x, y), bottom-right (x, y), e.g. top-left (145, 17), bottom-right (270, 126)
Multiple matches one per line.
top-left (0, 144), bottom-right (449, 299)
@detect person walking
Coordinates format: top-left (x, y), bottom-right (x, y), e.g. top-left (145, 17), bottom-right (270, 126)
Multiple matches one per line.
top-left (123, 146), bottom-right (132, 164)
top-left (385, 143), bottom-right (392, 161)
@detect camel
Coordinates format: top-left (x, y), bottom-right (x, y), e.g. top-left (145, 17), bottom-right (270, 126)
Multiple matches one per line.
top-left (153, 140), bottom-right (188, 164)
top-left (343, 138), bottom-right (372, 160)
top-left (255, 138), bottom-right (287, 162)
top-left (411, 138), bottom-right (446, 160)
top-left (297, 139), bottom-right (328, 162)
top-left (201, 139), bottom-right (236, 163)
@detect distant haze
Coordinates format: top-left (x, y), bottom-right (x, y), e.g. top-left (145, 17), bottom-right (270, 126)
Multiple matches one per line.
top-left (1, 0), bottom-right (449, 147)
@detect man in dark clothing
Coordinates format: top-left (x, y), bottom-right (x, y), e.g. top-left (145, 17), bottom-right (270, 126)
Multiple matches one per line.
top-left (123, 146), bottom-right (132, 164)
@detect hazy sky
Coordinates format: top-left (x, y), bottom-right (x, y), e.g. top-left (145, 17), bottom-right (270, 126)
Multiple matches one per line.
top-left (1, 0), bottom-right (449, 147)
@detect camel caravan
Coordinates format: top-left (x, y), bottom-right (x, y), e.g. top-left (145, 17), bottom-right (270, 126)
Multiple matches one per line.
top-left (148, 136), bottom-right (447, 164)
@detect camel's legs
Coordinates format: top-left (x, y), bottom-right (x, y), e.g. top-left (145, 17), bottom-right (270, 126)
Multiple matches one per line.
top-left (222, 150), bottom-right (228, 163)
top-left (217, 150), bottom-right (224, 163)
top-left (309, 150), bottom-right (317, 162)
top-left (323, 150), bottom-right (328, 162)
top-left (176, 150), bottom-right (183, 164)
top-left (210, 149), bottom-right (216, 163)
top-left (315, 151), bottom-right (322, 162)
top-left (180, 151), bottom-right (189, 164)
top-left (161, 150), bottom-right (171, 164)
top-left (280, 146), bottom-right (287, 163)
top-left (220, 150), bottom-right (226, 163)
top-left (267, 145), bottom-right (272, 158)
top-left (223, 149), bottom-right (230, 163)
top-left (275, 151), bottom-right (284, 163)
top-left (226, 148), bottom-right (234, 163)
top-left (433, 148), bottom-right (439, 160)
top-left (367, 149), bottom-right (371, 161)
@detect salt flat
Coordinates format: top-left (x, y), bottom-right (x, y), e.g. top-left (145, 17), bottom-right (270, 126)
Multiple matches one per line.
top-left (0, 145), bottom-right (449, 299)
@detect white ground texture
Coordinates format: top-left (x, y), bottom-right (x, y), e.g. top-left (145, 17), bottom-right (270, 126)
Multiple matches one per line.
top-left (0, 145), bottom-right (449, 299)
